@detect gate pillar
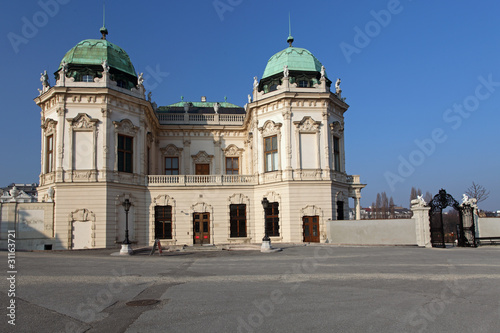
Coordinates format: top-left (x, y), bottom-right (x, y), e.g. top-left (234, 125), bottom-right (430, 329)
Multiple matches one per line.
top-left (411, 205), bottom-right (431, 247)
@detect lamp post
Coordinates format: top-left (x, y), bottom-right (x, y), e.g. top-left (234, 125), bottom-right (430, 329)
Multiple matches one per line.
top-left (120, 198), bottom-right (133, 255)
top-left (261, 197), bottom-right (271, 251)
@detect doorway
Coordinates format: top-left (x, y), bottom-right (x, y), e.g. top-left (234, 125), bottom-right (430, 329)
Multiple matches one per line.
top-left (303, 216), bottom-right (320, 242)
top-left (193, 212), bottom-right (210, 245)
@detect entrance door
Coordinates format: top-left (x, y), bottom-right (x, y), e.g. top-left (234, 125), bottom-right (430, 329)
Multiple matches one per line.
top-left (193, 213), bottom-right (210, 245)
top-left (303, 216), bottom-right (320, 243)
top-left (195, 164), bottom-right (209, 175)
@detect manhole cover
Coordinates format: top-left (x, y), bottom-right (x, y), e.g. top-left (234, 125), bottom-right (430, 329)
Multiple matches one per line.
top-left (126, 299), bottom-right (160, 307)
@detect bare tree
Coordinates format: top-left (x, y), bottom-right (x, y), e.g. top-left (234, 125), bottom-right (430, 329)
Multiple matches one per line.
top-left (371, 202), bottom-right (376, 219)
top-left (376, 193), bottom-right (382, 219)
top-left (389, 196), bottom-right (395, 219)
top-left (381, 192), bottom-right (389, 219)
top-left (424, 191), bottom-right (432, 203)
top-left (465, 182), bottom-right (490, 203)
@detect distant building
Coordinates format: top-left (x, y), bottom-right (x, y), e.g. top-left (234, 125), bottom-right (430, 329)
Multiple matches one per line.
top-left (0, 183), bottom-right (38, 203)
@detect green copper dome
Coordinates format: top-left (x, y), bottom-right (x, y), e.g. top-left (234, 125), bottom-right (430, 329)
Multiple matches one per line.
top-left (262, 47), bottom-right (325, 79)
top-left (58, 39), bottom-right (137, 77)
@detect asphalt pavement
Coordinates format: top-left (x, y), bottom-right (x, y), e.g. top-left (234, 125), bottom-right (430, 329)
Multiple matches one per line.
top-left (1, 244), bottom-right (499, 333)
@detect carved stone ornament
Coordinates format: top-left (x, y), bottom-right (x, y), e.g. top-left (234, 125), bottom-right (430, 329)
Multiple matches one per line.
top-left (68, 208), bottom-right (96, 222)
top-left (258, 120), bottom-right (282, 137)
top-left (153, 194), bottom-right (176, 207)
top-left (67, 113), bottom-right (98, 129)
top-left (263, 191), bottom-right (281, 203)
top-left (224, 144), bottom-right (243, 157)
top-left (228, 193), bottom-right (249, 205)
top-left (113, 119), bottom-right (139, 136)
top-left (294, 116), bottom-right (321, 133)
top-left (192, 150), bottom-right (213, 164)
top-left (330, 121), bottom-right (344, 135)
top-left (301, 205), bottom-right (323, 217)
top-left (42, 118), bottom-right (58, 135)
top-left (161, 144), bottom-right (182, 157)
top-left (411, 195), bottom-right (427, 208)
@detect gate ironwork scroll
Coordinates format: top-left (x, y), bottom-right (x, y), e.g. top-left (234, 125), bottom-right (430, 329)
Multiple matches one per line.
top-left (428, 189), bottom-right (477, 248)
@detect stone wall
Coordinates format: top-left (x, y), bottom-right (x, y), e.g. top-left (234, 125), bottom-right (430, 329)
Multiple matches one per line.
top-left (477, 217), bottom-right (500, 238)
top-left (0, 202), bottom-right (56, 250)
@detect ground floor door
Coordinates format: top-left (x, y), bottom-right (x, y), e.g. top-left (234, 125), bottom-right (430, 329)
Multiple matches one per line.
top-left (193, 212), bottom-right (210, 245)
top-left (303, 216), bottom-right (320, 243)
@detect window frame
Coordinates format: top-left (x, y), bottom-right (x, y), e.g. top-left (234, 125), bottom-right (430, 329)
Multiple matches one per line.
top-left (225, 157), bottom-right (239, 175)
top-left (265, 202), bottom-right (280, 237)
top-left (333, 136), bottom-right (341, 171)
top-left (155, 205), bottom-right (173, 239)
top-left (165, 156), bottom-right (179, 175)
top-left (229, 204), bottom-right (247, 238)
top-left (45, 134), bottom-right (54, 173)
top-left (117, 134), bottom-right (133, 173)
top-left (264, 135), bottom-right (278, 172)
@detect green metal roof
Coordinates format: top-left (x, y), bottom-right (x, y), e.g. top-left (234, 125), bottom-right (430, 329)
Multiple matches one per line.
top-left (262, 47), bottom-right (325, 79)
top-left (165, 101), bottom-right (242, 108)
top-left (58, 39), bottom-right (137, 77)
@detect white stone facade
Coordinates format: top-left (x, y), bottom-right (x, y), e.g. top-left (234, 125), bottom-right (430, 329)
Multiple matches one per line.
top-left (33, 43), bottom-right (365, 250)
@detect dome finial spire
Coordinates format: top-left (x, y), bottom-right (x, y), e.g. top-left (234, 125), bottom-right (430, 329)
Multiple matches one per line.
top-left (100, 1), bottom-right (108, 40)
top-left (287, 12), bottom-right (294, 47)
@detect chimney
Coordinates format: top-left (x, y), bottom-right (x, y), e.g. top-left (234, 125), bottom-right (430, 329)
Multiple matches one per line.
top-left (201, 96), bottom-right (207, 102)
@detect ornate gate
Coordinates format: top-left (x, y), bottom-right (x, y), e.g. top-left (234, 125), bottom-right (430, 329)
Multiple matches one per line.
top-left (428, 189), bottom-right (477, 248)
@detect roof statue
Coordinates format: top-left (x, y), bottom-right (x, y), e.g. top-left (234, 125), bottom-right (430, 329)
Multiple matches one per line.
top-left (321, 65), bottom-right (325, 79)
top-left (247, 94), bottom-right (252, 103)
top-left (39, 70), bottom-right (50, 95)
top-left (101, 59), bottom-right (109, 73)
top-left (253, 76), bottom-right (258, 89)
top-left (411, 195), bottom-right (426, 208)
top-left (283, 65), bottom-right (289, 78)
top-left (147, 91), bottom-right (152, 102)
top-left (335, 78), bottom-right (342, 94)
top-left (137, 72), bottom-right (144, 86)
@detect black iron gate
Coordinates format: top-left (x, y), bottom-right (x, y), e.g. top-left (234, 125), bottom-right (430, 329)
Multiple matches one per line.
top-left (428, 189), bottom-right (476, 248)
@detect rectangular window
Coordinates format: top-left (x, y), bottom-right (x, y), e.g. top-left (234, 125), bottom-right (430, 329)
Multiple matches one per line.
top-left (333, 136), bottom-right (341, 171)
top-left (118, 134), bottom-right (133, 173)
top-left (45, 134), bottom-right (53, 173)
top-left (155, 206), bottom-right (172, 239)
top-left (264, 135), bottom-right (278, 172)
top-left (165, 157), bottom-right (179, 175)
top-left (265, 202), bottom-right (280, 237)
top-left (226, 157), bottom-right (239, 175)
top-left (230, 204), bottom-right (247, 237)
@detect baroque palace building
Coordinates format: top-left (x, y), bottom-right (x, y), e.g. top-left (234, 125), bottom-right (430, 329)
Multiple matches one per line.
top-left (34, 26), bottom-right (365, 250)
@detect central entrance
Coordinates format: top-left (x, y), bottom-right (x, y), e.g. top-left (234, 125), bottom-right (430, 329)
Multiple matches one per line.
top-left (303, 216), bottom-right (320, 242)
top-left (193, 212), bottom-right (210, 245)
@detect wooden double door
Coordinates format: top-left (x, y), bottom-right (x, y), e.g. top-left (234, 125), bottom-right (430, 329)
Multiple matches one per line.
top-left (193, 212), bottom-right (210, 245)
top-left (303, 216), bottom-right (320, 243)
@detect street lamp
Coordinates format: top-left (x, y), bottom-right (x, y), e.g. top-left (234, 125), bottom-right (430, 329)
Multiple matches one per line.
top-left (120, 198), bottom-right (133, 255)
top-left (261, 197), bottom-right (270, 242)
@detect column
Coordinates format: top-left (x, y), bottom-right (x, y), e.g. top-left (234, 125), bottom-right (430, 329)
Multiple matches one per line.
top-left (411, 205), bottom-right (432, 247)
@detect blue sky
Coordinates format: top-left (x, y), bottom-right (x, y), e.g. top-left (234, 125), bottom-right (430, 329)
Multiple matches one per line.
top-left (0, 0), bottom-right (499, 211)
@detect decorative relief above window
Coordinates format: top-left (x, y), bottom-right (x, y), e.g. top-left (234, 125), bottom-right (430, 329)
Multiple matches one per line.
top-left (293, 116), bottom-right (321, 133)
top-left (160, 144), bottom-right (182, 157)
top-left (67, 113), bottom-right (99, 129)
top-left (330, 121), bottom-right (344, 135)
top-left (258, 120), bottom-right (282, 137)
top-left (113, 119), bottom-right (139, 136)
top-left (42, 118), bottom-right (58, 135)
top-left (223, 144), bottom-right (244, 157)
top-left (192, 150), bottom-right (214, 164)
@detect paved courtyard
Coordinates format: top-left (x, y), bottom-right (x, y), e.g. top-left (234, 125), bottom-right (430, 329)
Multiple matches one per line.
top-left (1, 245), bottom-right (500, 333)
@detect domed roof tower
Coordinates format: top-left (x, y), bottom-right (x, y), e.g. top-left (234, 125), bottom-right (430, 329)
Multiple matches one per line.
top-left (259, 34), bottom-right (331, 93)
top-left (55, 27), bottom-right (138, 90)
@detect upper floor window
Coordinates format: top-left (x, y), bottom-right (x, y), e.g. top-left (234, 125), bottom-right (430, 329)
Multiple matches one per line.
top-left (333, 136), bottom-right (341, 171)
top-left (226, 157), bottom-right (239, 175)
top-left (298, 80), bottom-right (309, 87)
top-left (117, 80), bottom-right (126, 88)
top-left (165, 157), bottom-right (179, 175)
top-left (82, 75), bottom-right (94, 82)
top-left (264, 135), bottom-right (278, 172)
top-left (118, 134), bottom-right (133, 173)
top-left (45, 134), bottom-right (53, 173)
